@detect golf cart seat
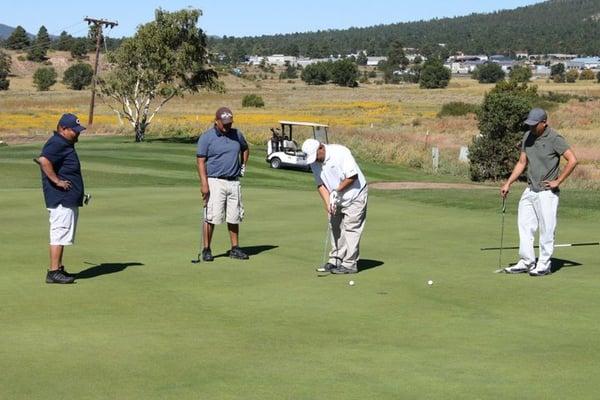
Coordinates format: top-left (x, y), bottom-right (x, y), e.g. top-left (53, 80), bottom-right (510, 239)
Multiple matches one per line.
top-left (282, 139), bottom-right (297, 150)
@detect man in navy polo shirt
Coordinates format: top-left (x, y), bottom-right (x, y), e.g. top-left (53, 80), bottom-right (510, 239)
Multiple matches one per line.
top-left (37, 113), bottom-right (86, 284)
top-left (196, 107), bottom-right (250, 261)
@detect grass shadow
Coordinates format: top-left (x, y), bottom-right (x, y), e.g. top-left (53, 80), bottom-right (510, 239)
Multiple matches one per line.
top-left (551, 258), bottom-right (582, 273)
top-left (146, 136), bottom-right (199, 144)
top-left (75, 262), bottom-right (144, 279)
top-left (358, 259), bottom-right (384, 272)
top-left (214, 245), bottom-right (278, 258)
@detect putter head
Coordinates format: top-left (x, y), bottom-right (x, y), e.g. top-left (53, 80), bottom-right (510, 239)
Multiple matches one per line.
top-left (191, 254), bottom-right (201, 264)
top-left (83, 194), bottom-right (92, 205)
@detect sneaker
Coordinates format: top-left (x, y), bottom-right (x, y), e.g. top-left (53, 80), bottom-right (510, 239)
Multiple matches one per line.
top-left (316, 263), bottom-right (336, 273)
top-left (202, 248), bottom-right (214, 262)
top-left (529, 263), bottom-right (551, 276)
top-left (59, 265), bottom-right (74, 277)
top-left (503, 260), bottom-right (531, 274)
top-left (330, 266), bottom-right (357, 274)
top-left (46, 269), bottom-right (75, 284)
top-left (229, 246), bottom-right (249, 260)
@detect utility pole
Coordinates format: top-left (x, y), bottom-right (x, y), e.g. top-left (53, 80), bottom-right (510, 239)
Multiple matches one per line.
top-left (84, 17), bottom-right (118, 126)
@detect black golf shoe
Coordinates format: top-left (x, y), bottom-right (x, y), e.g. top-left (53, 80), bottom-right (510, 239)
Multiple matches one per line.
top-left (330, 266), bottom-right (357, 274)
top-left (316, 263), bottom-right (336, 273)
top-left (202, 248), bottom-right (214, 262)
top-left (46, 269), bottom-right (75, 284)
top-left (59, 265), bottom-right (74, 277)
top-left (229, 246), bottom-right (249, 260)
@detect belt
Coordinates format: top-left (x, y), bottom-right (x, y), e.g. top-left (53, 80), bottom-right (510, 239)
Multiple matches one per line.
top-left (209, 176), bottom-right (238, 181)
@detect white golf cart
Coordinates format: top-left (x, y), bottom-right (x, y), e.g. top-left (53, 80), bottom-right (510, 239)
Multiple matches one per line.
top-left (266, 121), bottom-right (329, 170)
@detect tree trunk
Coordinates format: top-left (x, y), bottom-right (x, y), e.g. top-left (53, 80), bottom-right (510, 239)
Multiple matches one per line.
top-left (135, 123), bottom-right (145, 142)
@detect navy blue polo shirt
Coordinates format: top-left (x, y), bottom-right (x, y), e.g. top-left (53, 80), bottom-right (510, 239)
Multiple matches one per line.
top-left (40, 132), bottom-right (85, 208)
top-left (196, 126), bottom-right (248, 178)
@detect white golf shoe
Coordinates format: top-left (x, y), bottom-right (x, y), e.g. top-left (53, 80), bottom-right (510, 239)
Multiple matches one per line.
top-left (503, 260), bottom-right (532, 274)
top-left (529, 262), bottom-right (551, 276)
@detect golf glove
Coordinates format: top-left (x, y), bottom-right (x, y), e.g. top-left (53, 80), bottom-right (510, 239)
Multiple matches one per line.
top-left (240, 164), bottom-right (246, 177)
top-left (329, 190), bottom-right (340, 214)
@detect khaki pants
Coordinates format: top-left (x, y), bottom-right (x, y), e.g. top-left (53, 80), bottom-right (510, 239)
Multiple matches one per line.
top-left (329, 188), bottom-right (368, 271)
top-left (206, 178), bottom-right (244, 224)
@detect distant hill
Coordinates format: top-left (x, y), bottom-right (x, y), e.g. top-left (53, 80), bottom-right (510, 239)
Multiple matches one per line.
top-left (208, 0), bottom-right (600, 58)
top-left (0, 23), bottom-right (35, 40)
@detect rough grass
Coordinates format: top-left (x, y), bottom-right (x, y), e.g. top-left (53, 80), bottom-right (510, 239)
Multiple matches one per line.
top-left (2, 65), bottom-right (600, 186)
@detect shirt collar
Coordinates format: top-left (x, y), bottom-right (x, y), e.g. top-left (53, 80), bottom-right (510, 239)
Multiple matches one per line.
top-left (213, 125), bottom-right (224, 137)
top-left (540, 126), bottom-right (550, 138)
top-left (323, 144), bottom-right (331, 164)
top-left (54, 131), bottom-right (73, 145)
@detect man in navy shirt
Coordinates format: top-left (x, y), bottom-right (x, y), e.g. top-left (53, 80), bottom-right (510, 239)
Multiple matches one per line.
top-left (196, 107), bottom-right (249, 261)
top-left (38, 113), bottom-right (86, 284)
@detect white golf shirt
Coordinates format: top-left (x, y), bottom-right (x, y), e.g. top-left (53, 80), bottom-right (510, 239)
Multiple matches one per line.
top-left (311, 144), bottom-right (367, 207)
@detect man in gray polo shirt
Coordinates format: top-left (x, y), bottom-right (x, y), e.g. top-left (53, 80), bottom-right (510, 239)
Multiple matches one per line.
top-left (500, 108), bottom-right (578, 276)
top-left (196, 107), bottom-right (249, 261)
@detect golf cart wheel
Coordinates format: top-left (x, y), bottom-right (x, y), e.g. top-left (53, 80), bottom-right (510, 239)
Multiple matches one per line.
top-left (270, 157), bottom-right (281, 169)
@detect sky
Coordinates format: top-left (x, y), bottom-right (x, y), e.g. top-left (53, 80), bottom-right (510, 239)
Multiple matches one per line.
top-left (3, 0), bottom-right (543, 38)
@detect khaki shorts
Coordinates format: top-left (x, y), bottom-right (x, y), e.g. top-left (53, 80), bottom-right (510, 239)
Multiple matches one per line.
top-left (207, 178), bottom-right (244, 224)
top-left (48, 204), bottom-right (79, 245)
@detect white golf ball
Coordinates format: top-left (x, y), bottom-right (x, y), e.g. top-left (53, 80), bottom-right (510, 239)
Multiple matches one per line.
top-left (427, 280), bottom-right (433, 286)
top-left (349, 280), bottom-right (355, 286)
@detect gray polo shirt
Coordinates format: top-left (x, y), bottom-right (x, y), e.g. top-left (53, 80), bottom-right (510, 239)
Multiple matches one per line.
top-left (521, 127), bottom-right (570, 192)
top-left (197, 126), bottom-right (248, 178)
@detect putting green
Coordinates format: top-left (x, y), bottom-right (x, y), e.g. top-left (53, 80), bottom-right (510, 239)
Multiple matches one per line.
top-left (1, 137), bottom-right (599, 399)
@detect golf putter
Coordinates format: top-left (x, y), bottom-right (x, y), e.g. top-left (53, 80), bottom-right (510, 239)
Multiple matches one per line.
top-left (191, 206), bottom-right (207, 264)
top-left (493, 197), bottom-right (507, 273)
top-left (316, 217), bottom-right (333, 276)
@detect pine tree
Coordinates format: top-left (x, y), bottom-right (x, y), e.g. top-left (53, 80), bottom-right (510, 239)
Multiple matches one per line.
top-left (27, 26), bottom-right (51, 62)
top-left (5, 26), bottom-right (30, 50)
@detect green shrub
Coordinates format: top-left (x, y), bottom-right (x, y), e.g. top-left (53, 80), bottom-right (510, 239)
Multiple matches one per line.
top-left (301, 62), bottom-right (332, 85)
top-left (468, 81), bottom-right (535, 181)
top-left (242, 94), bottom-right (265, 108)
top-left (472, 62), bottom-right (505, 83)
top-left (330, 58), bottom-right (359, 87)
top-left (419, 59), bottom-right (450, 89)
top-left (33, 67), bottom-right (57, 91)
top-left (508, 65), bottom-right (532, 83)
top-left (438, 102), bottom-right (480, 117)
top-left (0, 50), bottom-right (10, 91)
top-left (579, 69), bottom-right (595, 80)
top-left (63, 62), bottom-right (93, 90)
top-left (566, 69), bottom-right (579, 83)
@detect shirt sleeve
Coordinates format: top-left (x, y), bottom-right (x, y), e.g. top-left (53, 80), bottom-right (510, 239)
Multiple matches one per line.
top-left (552, 134), bottom-right (570, 155)
top-left (311, 165), bottom-right (324, 187)
top-left (520, 132), bottom-right (529, 152)
top-left (238, 131), bottom-right (249, 151)
top-left (196, 132), bottom-right (209, 157)
top-left (41, 139), bottom-right (65, 164)
top-left (340, 148), bottom-right (360, 179)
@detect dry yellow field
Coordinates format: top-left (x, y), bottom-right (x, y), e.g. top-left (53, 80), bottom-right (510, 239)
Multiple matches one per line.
top-left (1, 51), bottom-right (599, 185)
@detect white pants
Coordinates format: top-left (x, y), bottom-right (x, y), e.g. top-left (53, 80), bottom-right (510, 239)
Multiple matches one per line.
top-left (48, 205), bottom-right (79, 246)
top-left (518, 188), bottom-right (559, 268)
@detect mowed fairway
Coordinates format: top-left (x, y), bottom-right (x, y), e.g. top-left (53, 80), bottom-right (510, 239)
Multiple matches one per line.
top-left (1, 137), bottom-right (600, 399)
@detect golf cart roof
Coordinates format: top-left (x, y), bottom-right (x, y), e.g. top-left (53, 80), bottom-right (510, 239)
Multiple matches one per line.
top-left (279, 121), bottom-right (329, 128)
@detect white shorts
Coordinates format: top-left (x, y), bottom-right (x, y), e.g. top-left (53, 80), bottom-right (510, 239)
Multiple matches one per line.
top-left (206, 178), bottom-right (244, 225)
top-left (48, 204), bottom-right (79, 246)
